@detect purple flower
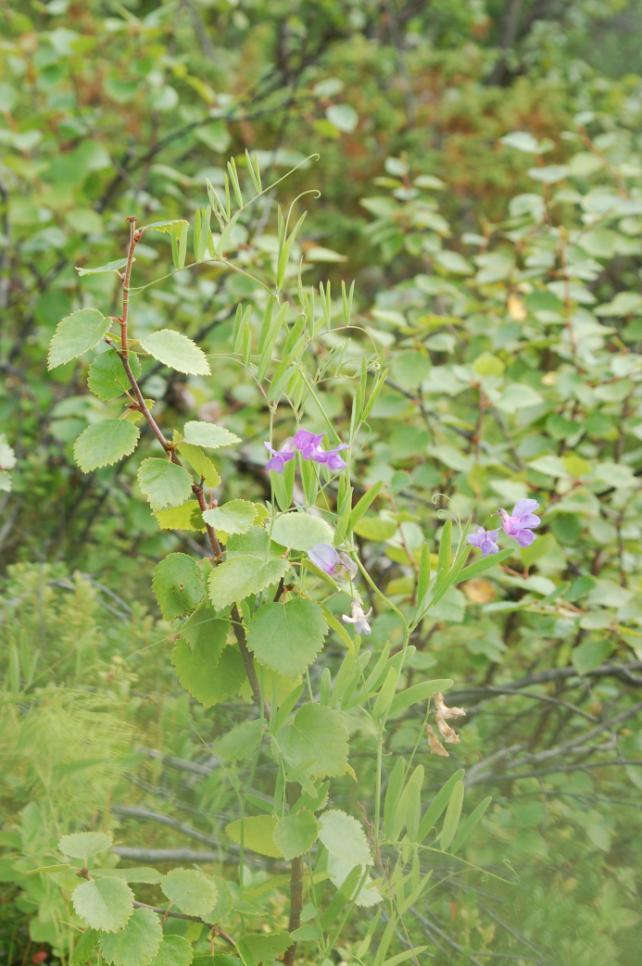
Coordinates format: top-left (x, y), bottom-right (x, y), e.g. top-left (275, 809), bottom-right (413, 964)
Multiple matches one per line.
top-left (342, 599), bottom-right (372, 635)
top-left (264, 438), bottom-right (295, 473)
top-left (267, 427), bottom-right (349, 472)
top-left (500, 498), bottom-right (541, 547)
top-left (293, 429), bottom-right (324, 459)
top-left (467, 527), bottom-right (501, 557)
top-left (307, 543), bottom-right (357, 579)
top-left (313, 443), bottom-right (348, 471)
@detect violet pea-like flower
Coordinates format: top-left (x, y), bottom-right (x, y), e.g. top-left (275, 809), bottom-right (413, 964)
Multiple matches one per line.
top-left (264, 438), bottom-right (295, 473)
top-left (307, 543), bottom-right (357, 579)
top-left (500, 499), bottom-right (541, 547)
top-left (292, 429), bottom-right (324, 460)
top-left (312, 443), bottom-right (348, 471)
top-left (467, 527), bottom-right (500, 557)
top-left (342, 599), bottom-right (372, 636)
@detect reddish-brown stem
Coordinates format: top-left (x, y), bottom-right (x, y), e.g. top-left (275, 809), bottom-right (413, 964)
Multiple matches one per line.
top-left (231, 605), bottom-right (265, 710)
top-left (114, 215), bottom-right (266, 753)
top-left (121, 352), bottom-right (172, 454)
top-left (193, 482), bottom-right (223, 559)
top-left (283, 782), bottom-right (304, 966)
top-left (120, 216), bottom-right (138, 358)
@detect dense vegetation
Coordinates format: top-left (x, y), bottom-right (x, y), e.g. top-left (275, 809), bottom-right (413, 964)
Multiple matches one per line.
top-left (1, 2), bottom-right (641, 963)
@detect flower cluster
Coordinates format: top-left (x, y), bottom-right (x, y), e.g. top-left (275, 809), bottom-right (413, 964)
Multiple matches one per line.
top-left (265, 429), bottom-right (348, 473)
top-left (307, 543), bottom-right (372, 636)
top-left (468, 499), bottom-right (541, 557)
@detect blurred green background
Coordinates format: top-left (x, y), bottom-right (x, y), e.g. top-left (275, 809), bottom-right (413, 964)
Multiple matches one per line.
top-left (1, 1), bottom-right (641, 962)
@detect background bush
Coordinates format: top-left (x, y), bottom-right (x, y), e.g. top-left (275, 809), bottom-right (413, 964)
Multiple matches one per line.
top-left (1, 1), bottom-right (641, 963)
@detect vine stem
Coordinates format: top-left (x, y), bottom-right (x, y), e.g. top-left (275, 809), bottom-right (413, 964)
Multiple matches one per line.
top-left (120, 216), bottom-right (138, 358)
top-left (113, 215), bottom-right (263, 713)
top-left (283, 782), bottom-right (303, 966)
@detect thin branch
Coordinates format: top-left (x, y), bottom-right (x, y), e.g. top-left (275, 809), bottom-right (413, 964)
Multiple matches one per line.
top-left (113, 805), bottom-right (220, 848)
top-left (450, 661), bottom-right (642, 706)
top-left (113, 846), bottom-right (221, 863)
top-left (136, 746), bottom-right (218, 776)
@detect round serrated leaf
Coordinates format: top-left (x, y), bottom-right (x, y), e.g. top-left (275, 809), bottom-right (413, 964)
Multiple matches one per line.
top-left (274, 810), bottom-right (319, 860)
top-left (48, 309), bottom-right (110, 369)
top-left (139, 329), bottom-right (210, 376)
top-left (318, 809), bottom-right (372, 866)
top-left (72, 876), bottom-right (134, 932)
top-left (74, 420), bottom-right (140, 473)
top-left (149, 936), bottom-right (193, 966)
top-left (183, 421), bottom-right (241, 449)
top-left (152, 553), bottom-right (205, 619)
top-left (161, 868), bottom-right (218, 917)
top-left (99, 907), bottom-right (162, 966)
top-left (271, 511), bottom-right (334, 551)
top-left (155, 500), bottom-right (205, 532)
top-left (281, 704), bottom-right (349, 779)
top-left (247, 598), bottom-right (327, 677)
top-left (88, 351), bottom-right (141, 401)
top-left (208, 555), bottom-right (289, 611)
top-left (172, 623), bottom-right (245, 708)
top-left (202, 500), bottom-right (256, 535)
top-left (59, 831), bottom-right (113, 860)
top-left (137, 458), bottom-right (192, 510)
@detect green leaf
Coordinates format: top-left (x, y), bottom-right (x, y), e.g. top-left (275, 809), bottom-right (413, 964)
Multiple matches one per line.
top-left (237, 933), bottom-right (292, 963)
top-left (172, 624), bottom-right (245, 708)
top-left (155, 500), bottom-right (205, 532)
top-left (142, 218), bottom-right (189, 236)
top-left (247, 598), bottom-right (327, 677)
top-left (450, 796), bottom-right (492, 853)
top-left (0, 435), bottom-right (16, 472)
top-left (70, 929), bottom-right (100, 965)
top-left (139, 330), bottom-right (210, 376)
top-left (572, 639), bottom-right (612, 675)
top-left (500, 131), bottom-right (542, 153)
top-left (99, 908), bottom-right (162, 966)
top-left (347, 481), bottom-right (384, 536)
top-left (161, 869), bottom-right (218, 918)
top-left (207, 555), bottom-right (289, 611)
top-left (439, 779), bottom-right (464, 851)
top-left (202, 500), bottom-right (256, 535)
top-left (326, 104), bottom-right (358, 133)
top-left (88, 351), bottom-right (141, 401)
top-left (137, 458), bottom-right (192, 510)
top-left (214, 719), bottom-right (263, 762)
top-left (76, 258), bottom-right (129, 277)
top-left (319, 809), bottom-right (372, 867)
top-left (152, 553), bottom-right (205, 619)
top-left (71, 876), bottom-right (134, 932)
top-left (271, 511), bottom-right (334, 551)
top-left (176, 442), bottom-right (221, 487)
top-left (149, 936), bottom-right (193, 966)
top-left (74, 420), bottom-right (140, 473)
top-left (48, 309), bottom-right (111, 369)
top-left (182, 421), bottom-right (241, 450)
top-left (280, 704), bottom-right (349, 779)
top-left (388, 679), bottom-right (453, 717)
top-left (178, 602), bottom-right (221, 648)
top-left (59, 831), bottom-right (112, 860)
top-left (225, 815), bottom-right (283, 858)
top-left (274, 810), bottom-right (319, 860)
top-left (456, 547), bottom-right (512, 583)
top-left (419, 770), bottom-right (465, 842)
top-left (528, 164), bottom-right (568, 183)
